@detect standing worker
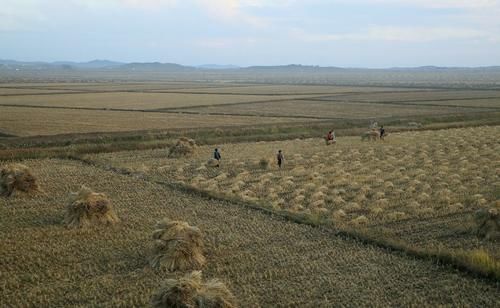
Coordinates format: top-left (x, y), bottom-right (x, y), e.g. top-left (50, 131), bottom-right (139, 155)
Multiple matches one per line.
top-left (214, 148), bottom-right (221, 167)
top-left (277, 150), bottom-right (284, 169)
top-left (379, 126), bottom-right (386, 140)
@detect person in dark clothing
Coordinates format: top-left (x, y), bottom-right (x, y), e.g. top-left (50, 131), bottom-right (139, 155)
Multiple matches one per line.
top-left (214, 148), bottom-right (221, 167)
top-left (277, 150), bottom-right (284, 168)
top-left (379, 126), bottom-right (386, 140)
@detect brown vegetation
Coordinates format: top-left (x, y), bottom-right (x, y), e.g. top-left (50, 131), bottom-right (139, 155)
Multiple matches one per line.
top-left (475, 208), bottom-right (499, 241)
top-left (150, 219), bottom-right (206, 272)
top-left (361, 130), bottom-right (379, 141)
top-left (0, 163), bottom-right (39, 197)
top-left (169, 137), bottom-right (197, 158)
top-left (151, 271), bottom-right (237, 308)
top-left (63, 185), bottom-right (119, 228)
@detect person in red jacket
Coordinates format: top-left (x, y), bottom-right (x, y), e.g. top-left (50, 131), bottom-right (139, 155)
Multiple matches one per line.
top-left (326, 130), bottom-right (336, 145)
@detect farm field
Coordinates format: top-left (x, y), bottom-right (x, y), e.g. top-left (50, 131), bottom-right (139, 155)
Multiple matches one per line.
top-left (0, 92), bottom-right (314, 110)
top-left (1, 82), bottom-right (499, 138)
top-left (389, 98), bottom-right (500, 108)
top-left (87, 126), bottom-right (500, 259)
top-left (0, 82), bottom-right (236, 92)
top-left (153, 84), bottom-right (421, 95)
top-left (0, 88), bottom-right (83, 95)
top-left (179, 99), bottom-right (486, 119)
top-left (1, 77), bottom-right (500, 307)
top-left (0, 106), bottom-right (309, 136)
top-left (316, 89), bottom-right (500, 103)
top-left (1, 159), bottom-right (499, 307)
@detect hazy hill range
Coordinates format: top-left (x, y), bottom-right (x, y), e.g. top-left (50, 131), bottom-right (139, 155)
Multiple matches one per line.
top-left (1, 59), bottom-right (499, 72)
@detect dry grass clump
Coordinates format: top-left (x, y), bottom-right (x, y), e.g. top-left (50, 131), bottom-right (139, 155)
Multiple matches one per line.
top-left (169, 137), bottom-right (197, 158)
top-left (0, 163), bottom-right (40, 197)
top-left (151, 271), bottom-right (237, 308)
top-left (351, 215), bottom-right (369, 225)
top-left (63, 185), bottom-right (119, 228)
top-left (150, 219), bottom-right (206, 272)
top-left (332, 209), bottom-right (347, 220)
top-left (474, 208), bottom-right (499, 241)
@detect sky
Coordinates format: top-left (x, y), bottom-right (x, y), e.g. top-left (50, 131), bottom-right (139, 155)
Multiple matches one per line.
top-left (1, 0), bottom-right (499, 67)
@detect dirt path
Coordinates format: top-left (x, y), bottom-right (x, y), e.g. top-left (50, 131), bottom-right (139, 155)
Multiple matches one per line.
top-left (0, 159), bottom-right (498, 307)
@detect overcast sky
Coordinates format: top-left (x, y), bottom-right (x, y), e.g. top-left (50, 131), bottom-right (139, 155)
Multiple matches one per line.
top-left (1, 0), bottom-right (499, 67)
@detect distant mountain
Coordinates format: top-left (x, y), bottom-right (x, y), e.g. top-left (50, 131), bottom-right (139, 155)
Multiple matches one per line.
top-left (1, 59), bottom-right (499, 72)
top-left (0, 59), bottom-right (122, 70)
top-left (196, 64), bottom-right (240, 70)
top-left (389, 65), bottom-right (500, 71)
top-left (244, 64), bottom-right (344, 71)
top-left (119, 62), bottom-right (194, 71)
top-left (0, 59), bottom-right (67, 70)
top-left (58, 59), bottom-right (124, 69)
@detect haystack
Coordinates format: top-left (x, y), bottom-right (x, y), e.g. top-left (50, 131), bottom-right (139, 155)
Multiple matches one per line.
top-left (151, 271), bottom-right (237, 308)
top-left (0, 163), bottom-right (40, 197)
top-left (206, 158), bottom-right (220, 168)
top-left (63, 186), bottom-right (119, 228)
top-left (361, 130), bottom-right (379, 141)
top-left (169, 137), bottom-right (196, 158)
top-left (150, 219), bottom-right (206, 272)
top-left (475, 208), bottom-right (499, 241)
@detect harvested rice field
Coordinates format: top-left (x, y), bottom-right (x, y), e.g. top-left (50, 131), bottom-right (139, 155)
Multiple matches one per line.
top-left (0, 106), bottom-right (309, 136)
top-left (317, 89), bottom-right (500, 103)
top-left (179, 99), bottom-right (483, 119)
top-left (87, 126), bottom-right (500, 259)
top-left (0, 159), bottom-right (498, 306)
top-left (1, 77), bottom-right (500, 307)
top-left (156, 85), bottom-right (419, 95)
top-left (1, 82), bottom-right (498, 138)
top-left (0, 92), bottom-right (313, 110)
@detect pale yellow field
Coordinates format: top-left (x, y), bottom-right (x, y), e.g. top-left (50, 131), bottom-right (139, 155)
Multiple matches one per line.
top-left (0, 106), bottom-right (309, 136)
top-left (395, 98), bottom-right (500, 108)
top-left (321, 90), bottom-right (500, 102)
top-left (161, 84), bottom-right (419, 95)
top-left (0, 82), bottom-right (230, 92)
top-left (182, 99), bottom-right (482, 118)
top-left (87, 126), bottom-right (500, 258)
top-left (0, 88), bottom-right (81, 95)
top-left (0, 92), bottom-right (313, 110)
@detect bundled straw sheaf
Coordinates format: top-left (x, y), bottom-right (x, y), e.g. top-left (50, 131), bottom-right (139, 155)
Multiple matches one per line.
top-left (169, 137), bottom-right (197, 158)
top-left (151, 271), bottom-right (237, 308)
top-left (0, 163), bottom-right (40, 197)
top-left (64, 186), bottom-right (119, 228)
top-left (150, 219), bottom-right (206, 272)
top-left (475, 208), bottom-right (499, 241)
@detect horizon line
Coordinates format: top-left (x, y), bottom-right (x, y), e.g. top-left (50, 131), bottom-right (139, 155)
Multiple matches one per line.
top-left (1, 58), bottom-right (500, 70)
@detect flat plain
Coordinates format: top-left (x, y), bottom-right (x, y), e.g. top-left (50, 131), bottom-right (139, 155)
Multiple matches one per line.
top-left (0, 81), bottom-right (499, 137)
top-left (1, 75), bottom-right (499, 307)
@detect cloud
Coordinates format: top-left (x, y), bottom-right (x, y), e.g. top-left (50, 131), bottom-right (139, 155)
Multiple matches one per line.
top-left (0, 0), bottom-right (47, 32)
top-left (194, 37), bottom-right (259, 48)
top-left (292, 26), bottom-right (497, 43)
top-left (337, 0), bottom-right (499, 9)
top-left (195, 0), bottom-right (271, 27)
top-left (71, 0), bottom-right (178, 10)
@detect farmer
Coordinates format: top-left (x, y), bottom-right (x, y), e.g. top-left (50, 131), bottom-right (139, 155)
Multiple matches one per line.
top-left (277, 150), bottom-right (284, 168)
top-left (213, 148), bottom-right (221, 167)
top-left (379, 125), bottom-right (386, 140)
top-left (326, 130), bottom-right (336, 145)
